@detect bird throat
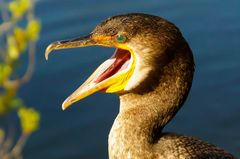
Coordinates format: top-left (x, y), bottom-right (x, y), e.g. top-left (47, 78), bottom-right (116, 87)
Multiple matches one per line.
top-left (108, 44), bottom-right (194, 159)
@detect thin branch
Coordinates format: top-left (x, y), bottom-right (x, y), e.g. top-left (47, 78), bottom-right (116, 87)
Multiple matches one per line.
top-left (0, 116), bottom-right (15, 159)
top-left (0, 49), bottom-right (5, 60)
top-left (10, 133), bottom-right (30, 159)
top-left (0, 0), bottom-right (8, 59)
top-left (0, 0), bottom-right (14, 35)
top-left (4, 41), bottom-right (36, 88)
top-left (17, 41), bottom-right (36, 85)
top-left (0, 0), bottom-right (10, 22)
top-left (0, 127), bottom-right (6, 152)
top-left (0, 21), bottom-right (15, 33)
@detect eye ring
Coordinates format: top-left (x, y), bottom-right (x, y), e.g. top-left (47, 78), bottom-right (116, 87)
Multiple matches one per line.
top-left (115, 34), bottom-right (127, 43)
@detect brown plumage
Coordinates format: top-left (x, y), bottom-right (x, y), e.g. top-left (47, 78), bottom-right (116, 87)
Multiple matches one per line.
top-left (45, 13), bottom-right (236, 159)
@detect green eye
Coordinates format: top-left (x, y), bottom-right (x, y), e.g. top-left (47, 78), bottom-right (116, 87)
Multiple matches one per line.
top-left (115, 34), bottom-right (127, 43)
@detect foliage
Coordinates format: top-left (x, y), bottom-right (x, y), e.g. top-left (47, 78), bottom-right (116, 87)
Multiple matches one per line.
top-left (0, 0), bottom-right (41, 158)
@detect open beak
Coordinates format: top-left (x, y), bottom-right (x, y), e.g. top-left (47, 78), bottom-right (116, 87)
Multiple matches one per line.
top-left (45, 35), bottom-right (135, 110)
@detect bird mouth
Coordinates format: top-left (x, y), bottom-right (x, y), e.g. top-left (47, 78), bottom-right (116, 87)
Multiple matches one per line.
top-left (45, 35), bottom-right (136, 110)
top-left (94, 48), bottom-right (132, 85)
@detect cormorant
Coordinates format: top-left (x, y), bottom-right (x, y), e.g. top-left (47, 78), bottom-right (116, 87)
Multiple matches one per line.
top-left (45, 13), bottom-right (236, 159)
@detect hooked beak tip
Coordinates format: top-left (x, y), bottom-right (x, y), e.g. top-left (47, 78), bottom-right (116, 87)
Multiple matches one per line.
top-left (45, 42), bottom-right (59, 60)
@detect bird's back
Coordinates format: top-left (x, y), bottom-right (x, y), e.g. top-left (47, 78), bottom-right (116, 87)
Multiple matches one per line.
top-left (153, 133), bottom-right (236, 159)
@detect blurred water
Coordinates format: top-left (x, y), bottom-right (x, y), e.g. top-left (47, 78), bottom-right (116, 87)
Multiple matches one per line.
top-left (18, 0), bottom-right (240, 158)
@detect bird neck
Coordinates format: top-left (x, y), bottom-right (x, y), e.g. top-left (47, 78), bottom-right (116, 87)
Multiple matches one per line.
top-left (108, 43), bottom-right (194, 158)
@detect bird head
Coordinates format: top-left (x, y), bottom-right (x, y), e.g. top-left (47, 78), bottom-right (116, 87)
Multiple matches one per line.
top-left (45, 13), bottom-right (183, 110)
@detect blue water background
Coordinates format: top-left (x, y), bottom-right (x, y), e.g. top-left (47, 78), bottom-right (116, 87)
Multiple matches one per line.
top-left (17, 0), bottom-right (240, 158)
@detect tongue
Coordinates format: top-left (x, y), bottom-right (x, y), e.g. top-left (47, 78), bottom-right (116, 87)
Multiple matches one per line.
top-left (94, 49), bottom-right (130, 83)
